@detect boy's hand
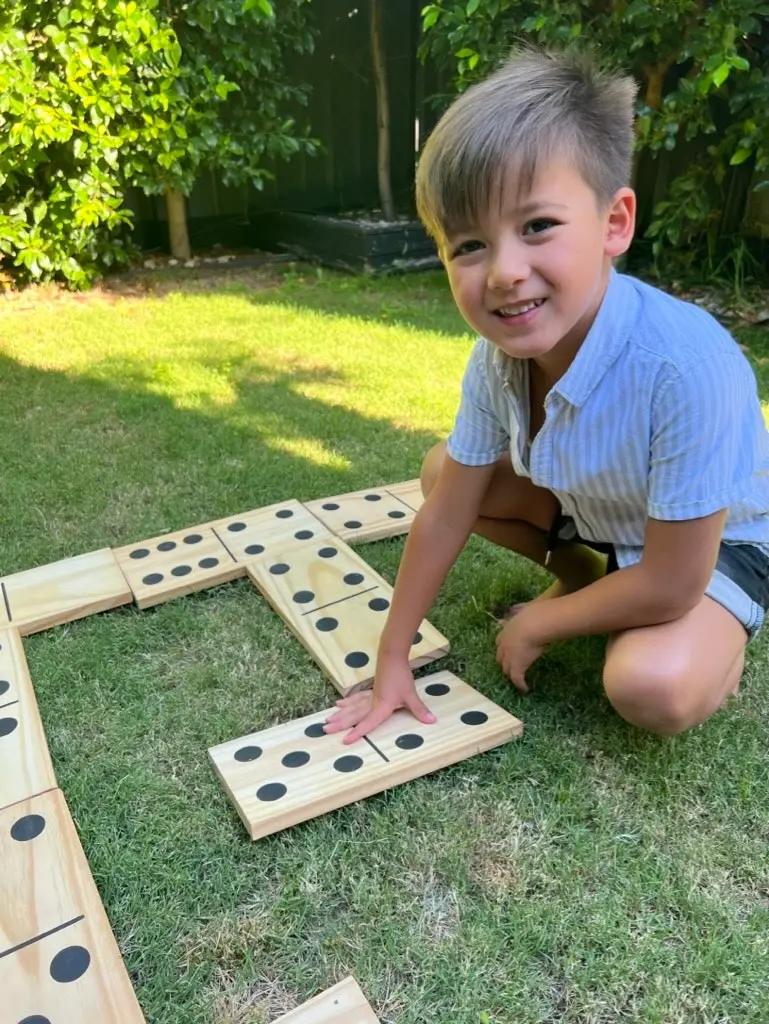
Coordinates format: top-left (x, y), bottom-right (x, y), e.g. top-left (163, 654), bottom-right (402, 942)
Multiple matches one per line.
top-left (495, 605), bottom-right (546, 693)
top-left (323, 659), bottom-right (436, 744)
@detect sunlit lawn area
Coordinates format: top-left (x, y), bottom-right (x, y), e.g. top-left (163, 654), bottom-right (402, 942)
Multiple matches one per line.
top-left (2, 264), bottom-right (769, 1023)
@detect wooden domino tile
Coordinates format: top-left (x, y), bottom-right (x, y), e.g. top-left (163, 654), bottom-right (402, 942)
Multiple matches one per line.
top-left (0, 628), bottom-right (56, 812)
top-left (385, 478), bottom-right (424, 513)
top-left (276, 976), bottom-right (380, 1023)
top-left (209, 670), bottom-right (523, 841)
top-left (209, 498), bottom-right (334, 564)
top-left (0, 788), bottom-right (146, 1022)
top-left (0, 549), bottom-right (133, 637)
top-left (303, 481), bottom-right (421, 543)
top-left (246, 536), bottom-right (449, 696)
top-left (114, 525), bottom-right (244, 609)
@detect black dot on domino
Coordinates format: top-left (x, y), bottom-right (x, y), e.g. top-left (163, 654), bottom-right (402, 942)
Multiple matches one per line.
top-left (413, 631), bottom-right (423, 645)
top-left (315, 617), bottom-right (338, 632)
top-left (171, 565), bottom-right (192, 577)
top-left (129, 548), bottom-right (150, 560)
top-left (157, 540), bottom-right (176, 552)
top-left (270, 563), bottom-right (290, 575)
top-left (388, 510), bottom-right (406, 519)
top-left (395, 734), bottom-right (424, 751)
top-left (425, 682), bottom-right (450, 697)
top-left (49, 945), bottom-right (91, 983)
top-left (318, 547), bottom-right (337, 559)
top-left (184, 534), bottom-right (203, 545)
top-left (0, 679), bottom-right (9, 697)
top-left (304, 722), bottom-right (326, 738)
top-left (344, 520), bottom-right (362, 529)
top-left (461, 711), bottom-right (488, 726)
top-left (0, 717), bottom-right (18, 738)
top-left (234, 745), bottom-right (262, 763)
top-left (294, 530), bottom-right (314, 540)
top-left (227, 522), bottom-right (247, 533)
top-left (245, 544), bottom-right (265, 556)
top-left (364, 493), bottom-right (382, 502)
top-left (322, 502), bottom-right (340, 511)
top-left (334, 755), bottom-right (363, 773)
top-left (345, 651), bottom-right (369, 669)
top-left (199, 557), bottom-right (219, 569)
top-left (369, 597), bottom-right (390, 612)
top-left (275, 509), bottom-right (294, 519)
top-left (257, 783), bottom-right (287, 802)
top-left (293, 590), bottom-right (315, 604)
top-left (344, 573), bottom-right (364, 586)
top-left (18, 1015), bottom-right (52, 1023)
top-left (11, 814), bottom-right (46, 842)
top-left (143, 573), bottom-right (164, 586)
top-left (282, 750), bottom-right (310, 768)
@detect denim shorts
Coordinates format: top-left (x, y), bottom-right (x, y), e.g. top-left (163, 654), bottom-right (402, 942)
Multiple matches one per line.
top-left (550, 514), bottom-right (769, 640)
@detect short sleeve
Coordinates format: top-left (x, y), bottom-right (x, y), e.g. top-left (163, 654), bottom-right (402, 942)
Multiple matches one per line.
top-left (446, 340), bottom-right (510, 466)
top-left (648, 353), bottom-right (760, 520)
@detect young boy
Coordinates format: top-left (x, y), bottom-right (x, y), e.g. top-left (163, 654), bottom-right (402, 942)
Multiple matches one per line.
top-left (324, 46), bottom-right (769, 742)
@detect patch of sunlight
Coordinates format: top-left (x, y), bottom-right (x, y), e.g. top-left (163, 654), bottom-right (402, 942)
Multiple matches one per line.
top-left (762, 402), bottom-right (769, 429)
top-left (144, 360), bottom-right (237, 409)
top-left (264, 435), bottom-right (352, 470)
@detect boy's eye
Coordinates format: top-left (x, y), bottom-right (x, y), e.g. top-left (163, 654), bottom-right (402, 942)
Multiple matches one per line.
top-left (449, 239), bottom-right (485, 259)
top-left (523, 218), bottom-right (557, 236)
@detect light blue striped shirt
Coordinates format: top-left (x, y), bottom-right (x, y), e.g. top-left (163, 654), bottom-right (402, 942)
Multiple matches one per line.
top-left (447, 270), bottom-right (769, 567)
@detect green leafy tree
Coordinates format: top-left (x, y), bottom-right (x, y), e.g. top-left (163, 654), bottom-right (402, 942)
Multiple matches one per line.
top-left (419, 1), bottom-right (769, 278)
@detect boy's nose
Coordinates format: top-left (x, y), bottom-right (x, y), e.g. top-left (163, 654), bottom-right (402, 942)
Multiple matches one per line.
top-left (487, 243), bottom-right (531, 291)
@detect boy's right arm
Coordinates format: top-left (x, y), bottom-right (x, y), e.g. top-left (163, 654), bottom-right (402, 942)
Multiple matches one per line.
top-left (323, 454), bottom-right (498, 743)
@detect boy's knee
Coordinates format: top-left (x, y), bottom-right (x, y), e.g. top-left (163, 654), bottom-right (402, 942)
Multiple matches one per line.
top-left (603, 654), bottom-right (696, 736)
top-left (420, 440), bottom-right (447, 498)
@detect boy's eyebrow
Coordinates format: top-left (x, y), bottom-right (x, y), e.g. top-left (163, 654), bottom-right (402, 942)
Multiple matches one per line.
top-left (513, 199), bottom-right (570, 216)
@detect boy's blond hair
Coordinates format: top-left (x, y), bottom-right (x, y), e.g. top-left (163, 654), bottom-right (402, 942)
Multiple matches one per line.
top-left (416, 47), bottom-right (638, 247)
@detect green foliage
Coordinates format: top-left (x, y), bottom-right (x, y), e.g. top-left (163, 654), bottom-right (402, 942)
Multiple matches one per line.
top-left (419, 1), bottom-right (769, 283)
top-left (0, 0), bottom-right (317, 288)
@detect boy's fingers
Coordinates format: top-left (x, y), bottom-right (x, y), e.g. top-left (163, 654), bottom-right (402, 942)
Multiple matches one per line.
top-left (406, 692), bottom-right (437, 724)
top-left (343, 703), bottom-right (394, 745)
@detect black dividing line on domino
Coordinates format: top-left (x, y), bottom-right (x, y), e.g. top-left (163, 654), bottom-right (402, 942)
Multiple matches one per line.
top-left (363, 735), bottom-right (390, 763)
top-left (213, 528), bottom-right (239, 563)
top-left (0, 914), bottom-right (84, 960)
top-left (300, 585), bottom-right (379, 617)
top-left (0, 698), bottom-right (18, 712)
top-left (1, 582), bottom-right (11, 623)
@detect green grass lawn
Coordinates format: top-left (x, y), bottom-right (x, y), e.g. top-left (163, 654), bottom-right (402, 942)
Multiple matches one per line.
top-left (2, 264), bottom-right (769, 1023)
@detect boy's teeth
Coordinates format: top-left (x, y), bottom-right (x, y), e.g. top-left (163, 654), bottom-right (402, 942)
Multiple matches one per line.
top-left (498, 299), bottom-right (542, 316)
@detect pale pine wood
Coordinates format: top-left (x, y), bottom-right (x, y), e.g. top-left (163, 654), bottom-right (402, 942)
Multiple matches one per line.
top-left (0, 788), bottom-right (145, 1022)
top-left (0, 583), bottom-right (10, 627)
top-left (303, 482), bottom-right (419, 543)
top-left (246, 536), bottom-right (449, 695)
top-left (209, 499), bottom-right (334, 564)
top-left (0, 549), bottom-right (133, 637)
top-left (114, 525), bottom-right (244, 609)
top-left (385, 478), bottom-right (424, 513)
top-left (276, 977), bottom-right (380, 1023)
top-left (0, 628), bottom-right (56, 812)
top-left (209, 670), bottom-right (523, 841)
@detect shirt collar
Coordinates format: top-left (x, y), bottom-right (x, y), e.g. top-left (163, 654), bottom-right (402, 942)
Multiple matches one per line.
top-left (491, 269), bottom-right (640, 407)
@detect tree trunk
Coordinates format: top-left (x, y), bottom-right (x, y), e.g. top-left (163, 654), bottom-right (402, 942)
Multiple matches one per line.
top-left (165, 188), bottom-right (191, 261)
top-left (370, 0), bottom-right (396, 221)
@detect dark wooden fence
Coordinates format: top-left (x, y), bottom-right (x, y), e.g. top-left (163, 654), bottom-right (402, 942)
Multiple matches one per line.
top-left (129, 0), bottom-right (763, 254)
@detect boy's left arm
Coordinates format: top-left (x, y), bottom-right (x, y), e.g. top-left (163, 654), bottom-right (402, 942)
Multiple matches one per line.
top-left (496, 509), bottom-right (726, 691)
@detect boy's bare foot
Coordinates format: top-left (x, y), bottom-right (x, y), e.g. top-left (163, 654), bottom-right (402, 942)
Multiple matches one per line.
top-left (498, 543), bottom-right (607, 622)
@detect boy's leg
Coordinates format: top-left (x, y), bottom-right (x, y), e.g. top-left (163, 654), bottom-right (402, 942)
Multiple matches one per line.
top-left (420, 441), bottom-right (606, 593)
top-left (602, 595), bottom-right (746, 735)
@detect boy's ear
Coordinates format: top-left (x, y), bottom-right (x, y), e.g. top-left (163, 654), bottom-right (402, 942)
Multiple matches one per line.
top-left (604, 187), bottom-right (636, 258)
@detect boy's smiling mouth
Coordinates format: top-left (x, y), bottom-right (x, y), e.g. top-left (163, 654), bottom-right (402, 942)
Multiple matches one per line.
top-left (493, 298), bottom-right (546, 318)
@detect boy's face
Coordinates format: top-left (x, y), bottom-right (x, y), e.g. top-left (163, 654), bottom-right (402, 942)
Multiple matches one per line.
top-left (441, 161), bottom-right (635, 369)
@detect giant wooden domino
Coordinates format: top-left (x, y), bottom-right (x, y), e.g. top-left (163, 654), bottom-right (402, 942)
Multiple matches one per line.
top-left (303, 479), bottom-right (424, 544)
top-left (0, 627), bottom-right (56, 812)
top-left (0, 788), bottom-right (146, 1021)
top-left (246, 534), bottom-right (450, 696)
top-left (209, 670), bottom-right (523, 841)
top-left (275, 976), bottom-right (380, 1023)
top-left (208, 498), bottom-right (335, 563)
top-left (0, 549), bottom-right (133, 636)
